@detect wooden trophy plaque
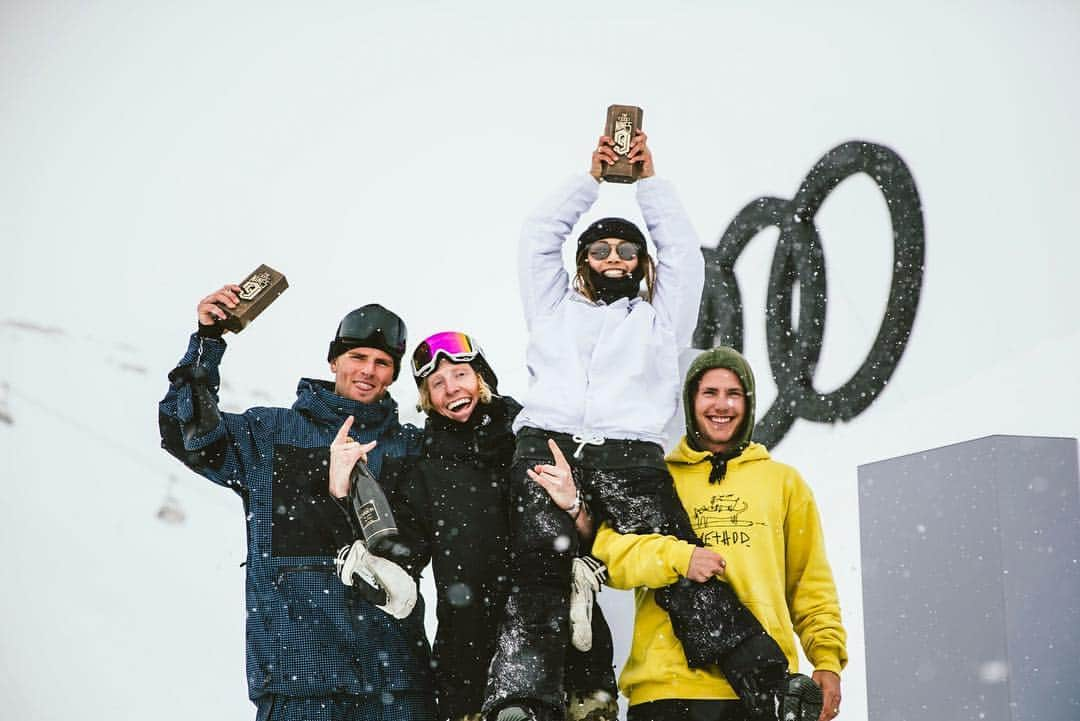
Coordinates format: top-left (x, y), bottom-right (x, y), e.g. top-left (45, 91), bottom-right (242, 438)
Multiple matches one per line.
top-left (217, 264), bottom-right (289, 333)
top-left (601, 104), bottom-right (644, 183)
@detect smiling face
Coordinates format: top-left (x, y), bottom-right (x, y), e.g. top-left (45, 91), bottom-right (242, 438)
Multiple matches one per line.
top-left (585, 237), bottom-right (640, 280)
top-left (331, 347), bottom-right (395, 403)
top-left (692, 368), bottom-right (747, 454)
top-left (425, 358), bottom-right (480, 423)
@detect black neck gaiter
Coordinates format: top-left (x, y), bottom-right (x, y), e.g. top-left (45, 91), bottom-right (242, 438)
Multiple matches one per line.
top-left (589, 267), bottom-right (644, 304)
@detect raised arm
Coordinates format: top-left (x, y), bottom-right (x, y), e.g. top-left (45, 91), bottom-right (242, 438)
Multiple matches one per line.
top-left (158, 285), bottom-right (260, 493)
top-left (518, 167), bottom-right (601, 327)
top-left (634, 136), bottom-right (705, 347)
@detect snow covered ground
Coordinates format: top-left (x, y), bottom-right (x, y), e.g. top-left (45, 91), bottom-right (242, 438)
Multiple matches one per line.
top-left (3, 2), bottom-right (1079, 719)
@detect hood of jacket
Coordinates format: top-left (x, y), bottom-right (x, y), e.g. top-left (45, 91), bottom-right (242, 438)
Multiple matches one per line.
top-left (682, 346), bottom-right (757, 455)
top-left (293, 377), bottom-right (403, 441)
top-left (667, 434), bottom-right (771, 469)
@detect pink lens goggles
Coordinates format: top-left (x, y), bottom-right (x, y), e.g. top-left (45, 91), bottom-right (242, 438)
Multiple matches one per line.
top-left (410, 331), bottom-right (483, 379)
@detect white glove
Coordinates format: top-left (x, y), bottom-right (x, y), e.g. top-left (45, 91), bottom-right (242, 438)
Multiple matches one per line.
top-left (334, 540), bottom-right (417, 619)
top-left (570, 556), bottom-right (608, 652)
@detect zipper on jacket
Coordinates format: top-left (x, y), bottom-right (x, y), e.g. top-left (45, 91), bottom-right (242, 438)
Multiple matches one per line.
top-left (275, 564), bottom-right (335, 586)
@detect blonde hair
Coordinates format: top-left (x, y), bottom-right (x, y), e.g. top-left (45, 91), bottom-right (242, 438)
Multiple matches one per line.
top-left (417, 368), bottom-right (494, 414)
top-left (573, 252), bottom-right (656, 304)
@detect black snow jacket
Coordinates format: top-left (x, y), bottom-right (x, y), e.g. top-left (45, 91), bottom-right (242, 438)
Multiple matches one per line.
top-left (392, 395), bottom-right (522, 721)
top-left (158, 333), bottom-right (434, 702)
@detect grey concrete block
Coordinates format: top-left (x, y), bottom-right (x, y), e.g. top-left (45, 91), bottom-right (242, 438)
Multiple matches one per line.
top-left (858, 435), bottom-right (1079, 721)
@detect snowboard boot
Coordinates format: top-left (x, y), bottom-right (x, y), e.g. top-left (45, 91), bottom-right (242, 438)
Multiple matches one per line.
top-left (781, 673), bottom-right (823, 721)
top-left (719, 631), bottom-right (788, 719)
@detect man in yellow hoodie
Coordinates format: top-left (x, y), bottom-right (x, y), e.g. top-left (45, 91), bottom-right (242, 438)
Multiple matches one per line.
top-left (592, 347), bottom-right (847, 721)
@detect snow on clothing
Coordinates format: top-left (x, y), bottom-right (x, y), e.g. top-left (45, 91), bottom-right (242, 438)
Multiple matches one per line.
top-left (158, 332), bottom-right (435, 711)
top-left (486, 174), bottom-right (766, 717)
top-left (391, 396), bottom-right (617, 721)
top-left (485, 430), bottom-right (771, 717)
top-left (512, 174), bottom-right (705, 446)
top-left (592, 439), bottom-right (847, 703)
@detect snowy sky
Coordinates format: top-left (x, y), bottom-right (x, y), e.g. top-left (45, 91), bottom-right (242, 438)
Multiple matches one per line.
top-left (3, 2), bottom-right (1079, 719)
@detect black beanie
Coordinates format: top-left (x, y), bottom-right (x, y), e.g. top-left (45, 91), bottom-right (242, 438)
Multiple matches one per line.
top-left (327, 304), bottom-right (407, 380)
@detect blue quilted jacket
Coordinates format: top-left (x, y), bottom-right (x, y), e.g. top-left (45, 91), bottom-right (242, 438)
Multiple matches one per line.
top-left (158, 333), bottom-right (433, 701)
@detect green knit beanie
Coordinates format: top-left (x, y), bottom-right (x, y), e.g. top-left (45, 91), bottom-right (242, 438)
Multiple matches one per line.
top-left (683, 346), bottom-right (757, 453)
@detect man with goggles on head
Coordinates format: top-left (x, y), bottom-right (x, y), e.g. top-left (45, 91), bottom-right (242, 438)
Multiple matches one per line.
top-left (159, 289), bottom-right (435, 721)
top-left (330, 330), bottom-right (618, 721)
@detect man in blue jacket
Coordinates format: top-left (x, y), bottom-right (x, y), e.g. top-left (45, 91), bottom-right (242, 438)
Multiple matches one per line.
top-left (158, 283), bottom-right (435, 721)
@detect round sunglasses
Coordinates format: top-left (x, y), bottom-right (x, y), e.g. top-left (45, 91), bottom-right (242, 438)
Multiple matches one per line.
top-left (587, 240), bottom-right (640, 261)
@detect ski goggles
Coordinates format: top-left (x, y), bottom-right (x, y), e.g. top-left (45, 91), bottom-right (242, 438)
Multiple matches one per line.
top-left (334, 304), bottom-right (408, 355)
top-left (411, 331), bottom-right (484, 379)
top-left (586, 240), bottom-right (640, 261)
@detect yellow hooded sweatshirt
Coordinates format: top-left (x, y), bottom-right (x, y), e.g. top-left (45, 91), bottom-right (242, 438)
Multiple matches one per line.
top-left (592, 436), bottom-right (847, 706)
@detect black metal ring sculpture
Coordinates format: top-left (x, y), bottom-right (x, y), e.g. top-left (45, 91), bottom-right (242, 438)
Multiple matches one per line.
top-left (693, 141), bottom-right (925, 448)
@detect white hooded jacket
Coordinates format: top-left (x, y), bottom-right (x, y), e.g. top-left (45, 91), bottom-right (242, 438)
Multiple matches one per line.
top-left (512, 174), bottom-right (705, 446)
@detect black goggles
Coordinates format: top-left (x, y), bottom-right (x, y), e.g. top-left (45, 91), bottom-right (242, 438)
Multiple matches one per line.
top-left (336, 305), bottom-right (407, 355)
top-left (587, 240), bottom-right (640, 261)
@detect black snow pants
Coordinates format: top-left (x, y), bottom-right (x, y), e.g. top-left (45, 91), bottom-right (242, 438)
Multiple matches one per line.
top-left (483, 428), bottom-right (782, 719)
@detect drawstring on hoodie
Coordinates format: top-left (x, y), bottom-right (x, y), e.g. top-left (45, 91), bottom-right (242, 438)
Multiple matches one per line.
top-left (708, 454), bottom-right (729, 484)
